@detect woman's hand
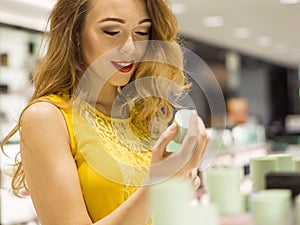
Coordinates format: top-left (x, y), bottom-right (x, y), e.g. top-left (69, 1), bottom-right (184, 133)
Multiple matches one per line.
top-left (187, 168), bottom-right (201, 190)
top-left (147, 111), bottom-right (209, 185)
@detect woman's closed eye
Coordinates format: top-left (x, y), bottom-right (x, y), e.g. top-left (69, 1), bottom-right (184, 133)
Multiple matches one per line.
top-left (135, 31), bottom-right (149, 36)
top-left (103, 30), bottom-right (120, 36)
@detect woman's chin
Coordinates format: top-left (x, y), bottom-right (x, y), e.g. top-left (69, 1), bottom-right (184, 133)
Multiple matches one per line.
top-left (108, 76), bottom-right (132, 87)
top-left (108, 70), bottom-right (135, 87)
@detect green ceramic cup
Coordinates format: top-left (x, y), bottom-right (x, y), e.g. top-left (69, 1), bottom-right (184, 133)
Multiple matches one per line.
top-left (252, 189), bottom-right (292, 225)
top-left (250, 156), bottom-right (278, 190)
top-left (188, 202), bottom-right (219, 225)
top-left (293, 157), bottom-right (300, 172)
top-left (167, 109), bottom-right (194, 152)
top-left (268, 154), bottom-right (293, 172)
top-left (205, 167), bottom-right (244, 215)
top-left (150, 179), bottom-right (193, 225)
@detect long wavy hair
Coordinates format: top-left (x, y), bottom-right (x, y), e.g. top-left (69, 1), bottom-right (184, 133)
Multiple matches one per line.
top-left (1, 0), bottom-right (190, 195)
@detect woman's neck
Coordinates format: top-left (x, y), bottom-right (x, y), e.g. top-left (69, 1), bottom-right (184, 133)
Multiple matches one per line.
top-left (94, 83), bottom-right (119, 116)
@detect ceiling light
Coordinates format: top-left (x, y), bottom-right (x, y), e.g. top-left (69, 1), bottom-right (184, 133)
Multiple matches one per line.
top-left (233, 27), bottom-right (251, 39)
top-left (279, 0), bottom-right (300, 4)
top-left (12, 0), bottom-right (56, 10)
top-left (170, 3), bottom-right (187, 15)
top-left (0, 11), bottom-right (48, 31)
top-left (202, 16), bottom-right (224, 28)
top-left (257, 36), bottom-right (272, 47)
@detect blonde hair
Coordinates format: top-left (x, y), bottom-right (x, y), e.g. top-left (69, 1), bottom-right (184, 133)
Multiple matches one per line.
top-left (1, 0), bottom-right (189, 195)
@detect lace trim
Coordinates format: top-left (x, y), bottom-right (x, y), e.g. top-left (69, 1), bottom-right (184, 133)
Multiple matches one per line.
top-left (76, 101), bottom-right (153, 187)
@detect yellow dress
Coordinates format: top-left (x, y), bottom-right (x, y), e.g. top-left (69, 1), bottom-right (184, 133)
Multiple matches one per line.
top-left (43, 93), bottom-right (154, 224)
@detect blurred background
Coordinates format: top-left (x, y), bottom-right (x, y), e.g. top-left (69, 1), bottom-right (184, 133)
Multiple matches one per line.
top-left (0, 0), bottom-right (299, 224)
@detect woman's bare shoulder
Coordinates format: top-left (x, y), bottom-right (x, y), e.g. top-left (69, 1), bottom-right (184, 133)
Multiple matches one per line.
top-left (21, 101), bottom-right (69, 141)
top-left (22, 101), bottom-right (64, 124)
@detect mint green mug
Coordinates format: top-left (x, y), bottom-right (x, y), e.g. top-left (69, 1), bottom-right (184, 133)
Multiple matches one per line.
top-left (250, 156), bottom-right (278, 190)
top-left (252, 189), bottom-right (292, 225)
top-left (205, 167), bottom-right (244, 215)
top-left (268, 154), bottom-right (293, 172)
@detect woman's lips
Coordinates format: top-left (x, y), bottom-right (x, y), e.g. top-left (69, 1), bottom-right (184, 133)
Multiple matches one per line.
top-left (111, 60), bottom-right (135, 73)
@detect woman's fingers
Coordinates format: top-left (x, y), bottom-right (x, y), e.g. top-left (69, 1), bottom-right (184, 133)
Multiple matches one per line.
top-left (177, 113), bottom-right (210, 170)
top-left (187, 168), bottom-right (201, 190)
top-left (188, 117), bottom-right (210, 168)
top-left (151, 123), bottom-right (178, 164)
top-left (192, 175), bottom-right (201, 190)
top-left (176, 111), bottom-right (199, 155)
top-left (149, 112), bottom-right (209, 183)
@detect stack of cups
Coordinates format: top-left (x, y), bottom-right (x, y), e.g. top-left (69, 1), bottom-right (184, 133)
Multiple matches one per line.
top-left (205, 167), bottom-right (244, 215)
top-left (249, 154), bottom-right (294, 225)
top-left (250, 156), bottom-right (278, 191)
top-left (250, 153), bottom-right (293, 191)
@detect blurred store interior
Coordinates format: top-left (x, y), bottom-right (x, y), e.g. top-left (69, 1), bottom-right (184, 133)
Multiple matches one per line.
top-left (0, 0), bottom-right (300, 224)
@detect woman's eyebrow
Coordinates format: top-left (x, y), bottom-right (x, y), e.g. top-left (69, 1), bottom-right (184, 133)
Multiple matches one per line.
top-left (98, 18), bottom-right (125, 23)
top-left (138, 18), bottom-right (151, 24)
top-left (98, 18), bottom-right (151, 24)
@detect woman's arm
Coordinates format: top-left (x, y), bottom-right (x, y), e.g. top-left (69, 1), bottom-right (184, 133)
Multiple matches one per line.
top-left (20, 103), bottom-right (208, 225)
top-left (20, 102), bottom-right (152, 225)
top-left (20, 102), bottom-right (94, 225)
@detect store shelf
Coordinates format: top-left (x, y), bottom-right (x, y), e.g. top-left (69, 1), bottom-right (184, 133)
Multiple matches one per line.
top-left (212, 142), bottom-right (270, 168)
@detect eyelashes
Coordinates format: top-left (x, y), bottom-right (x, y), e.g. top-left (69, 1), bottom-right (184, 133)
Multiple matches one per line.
top-left (103, 31), bottom-right (120, 36)
top-left (103, 30), bottom-right (150, 36)
top-left (135, 31), bottom-right (149, 36)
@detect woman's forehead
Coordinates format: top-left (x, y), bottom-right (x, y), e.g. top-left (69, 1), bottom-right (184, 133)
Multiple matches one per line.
top-left (87, 0), bottom-right (149, 19)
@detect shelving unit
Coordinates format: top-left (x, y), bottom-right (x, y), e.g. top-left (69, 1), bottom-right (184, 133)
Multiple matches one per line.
top-left (0, 25), bottom-right (41, 143)
top-left (0, 25), bottom-right (42, 225)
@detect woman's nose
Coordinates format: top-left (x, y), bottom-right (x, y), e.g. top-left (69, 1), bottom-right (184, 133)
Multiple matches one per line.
top-left (120, 35), bottom-right (135, 55)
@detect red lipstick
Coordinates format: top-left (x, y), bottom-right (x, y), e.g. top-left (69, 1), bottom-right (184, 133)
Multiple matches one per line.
top-left (111, 60), bottom-right (135, 73)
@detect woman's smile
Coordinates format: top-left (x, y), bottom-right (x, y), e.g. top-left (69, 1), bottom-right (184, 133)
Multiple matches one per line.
top-left (111, 60), bottom-right (135, 73)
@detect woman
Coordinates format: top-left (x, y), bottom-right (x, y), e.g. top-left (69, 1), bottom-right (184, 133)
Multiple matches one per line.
top-left (1, 0), bottom-right (209, 224)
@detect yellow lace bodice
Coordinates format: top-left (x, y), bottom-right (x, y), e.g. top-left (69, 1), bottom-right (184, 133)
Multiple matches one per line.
top-left (44, 93), bottom-right (154, 224)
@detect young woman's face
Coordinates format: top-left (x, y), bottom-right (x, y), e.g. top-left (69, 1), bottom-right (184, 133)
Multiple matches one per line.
top-left (80, 0), bottom-right (151, 87)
